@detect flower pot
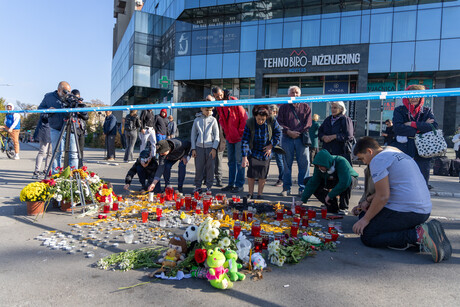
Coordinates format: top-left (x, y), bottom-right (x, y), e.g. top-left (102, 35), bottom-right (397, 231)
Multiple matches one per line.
top-left (26, 201), bottom-right (45, 216)
top-left (60, 201), bottom-right (72, 212)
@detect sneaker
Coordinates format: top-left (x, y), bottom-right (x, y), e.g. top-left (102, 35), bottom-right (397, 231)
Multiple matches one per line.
top-left (215, 180), bottom-right (223, 187)
top-left (32, 173), bottom-right (39, 179)
top-left (279, 190), bottom-right (291, 197)
top-left (231, 186), bottom-right (243, 193)
top-left (107, 158), bottom-right (115, 161)
top-left (247, 194), bottom-right (254, 200)
top-left (387, 243), bottom-right (415, 251)
top-left (337, 209), bottom-right (348, 216)
top-left (417, 220), bottom-right (451, 263)
top-left (177, 186), bottom-right (183, 193)
top-left (221, 185), bottom-right (234, 192)
top-left (274, 179), bottom-right (283, 187)
top-left (14, 154), bottom-right (20, 160)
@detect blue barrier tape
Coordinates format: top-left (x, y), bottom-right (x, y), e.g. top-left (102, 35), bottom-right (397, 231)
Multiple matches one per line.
top-left (1, 87), bottom-right (460, 114)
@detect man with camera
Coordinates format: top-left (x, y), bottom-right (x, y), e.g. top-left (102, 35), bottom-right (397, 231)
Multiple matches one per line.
top-left (38, 81), bottom-right (78, 173)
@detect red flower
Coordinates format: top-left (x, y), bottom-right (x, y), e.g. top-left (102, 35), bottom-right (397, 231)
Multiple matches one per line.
top-left (194, 249), bottom-right (207, 264)
top-left (90, 172), bottom-right (95, 177)
top-left (82, 166), bottom-right (87, 171)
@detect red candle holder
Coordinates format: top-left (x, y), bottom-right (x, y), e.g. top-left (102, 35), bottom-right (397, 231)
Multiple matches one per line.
top-left (117, 196), bottom-right (123, 202)
top-left (165, 185), bottom-right (174, 201)
top-left (251, 221), bottom-right (261, 237)
top-left (295, 205), bottom-right (301, 214)
top-left (328, 222), bottom-right (335, 233)
top-left (191, 199), bottom-right (197, 211)
top-left (216, 194), bottom-right (223, 201)
top-left (307, 208), bottom-right (316, 219)
top-left (254, 237), bottom-right (263, 252)
top-left (262, 233), bottom-right (269, 250)
top-left (156, 207), bottom-right (162, 221)
top-left (103, 204), bottom-right (110, 213)
top-left (194, 190), bottom-right (200, 200)
top-left (247, 211), bottom-right (253, 220)
top-left (232, 210), bottom-right (239, 221)
top-left (195, 205), bottom-right (202, 215)
top-left (291, 223), bottom-right (299, 238)
top-left (324, 233), bottom-right (332, 243)
top-left (293, 214), bottom-right (301, 224)
top-left (141, 209), bottom-right (148, 223)
top-left (302, 216), bottom-right (309, 227)
top-left (321, 206), bottom-right (327, 219)
top-left (300, 206), bottom-right (307, 218)
top-left (158, 193), bottom-right (165, 204)
top-left (112, 203), bottom-right (119, 211)
top-left (203, 198), bottom-right (211, 214)
top-left (233, 221), bottom-right (241, 239)
top-left (175, 200), bottom-right (182, 211)
top-left (276, 210), bottom-right (284, 221)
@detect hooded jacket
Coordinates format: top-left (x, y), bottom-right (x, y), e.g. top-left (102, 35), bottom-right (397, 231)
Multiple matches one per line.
top-left (4, 103), bottom-right (21, 130)
top-left (154, 139), bottom-right (191, 181)
top-left (391, 86), bottom-right (437, 158)
top-left (154, 109), bottom-right (169, 135)
top-left (125, 156), bottom-right (158, 185)
top-left (301, 149), bottom-right (358, 202)
top-left (216, 102), bottom-right (248, 144)
top-left (191, 112), bottom-right (220, 150)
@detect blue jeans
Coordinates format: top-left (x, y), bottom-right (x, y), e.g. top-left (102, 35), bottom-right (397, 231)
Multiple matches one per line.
top-left (282, 136), bottom-right (309, 191)
top-left (50, 128), bottom-right (78, 173)
top-left (274, 152), bottom-right (284, 181)
top-left (156, 133), bottom-right (167, 143)
top-left (227, 141), bottom-right (245, 188)
top-left (359, 207), bottom-right (429, 248)
top-left (163, 159), bottom-right (186, 188)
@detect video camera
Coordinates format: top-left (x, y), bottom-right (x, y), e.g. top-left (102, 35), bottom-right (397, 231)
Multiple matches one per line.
top-left (62, 90), bottom-right (85, 108)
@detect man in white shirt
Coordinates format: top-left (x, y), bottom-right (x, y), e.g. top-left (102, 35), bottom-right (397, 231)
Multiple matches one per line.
top-left (352, 137), bottom-right (451, 263)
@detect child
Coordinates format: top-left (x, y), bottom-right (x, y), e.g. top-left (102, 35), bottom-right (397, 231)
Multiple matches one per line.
top-left (2, 103), bottom-right (21, 159)
top-left (191, 106), bottom-right (220, 193)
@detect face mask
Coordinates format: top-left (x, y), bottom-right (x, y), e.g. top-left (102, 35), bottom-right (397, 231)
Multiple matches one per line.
top-left (327, 161), bottom-right (336, 174)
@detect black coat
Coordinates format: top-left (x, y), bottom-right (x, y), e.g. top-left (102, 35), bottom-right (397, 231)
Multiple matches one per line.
top-left (391, 105), bottom-right (437, 158)
top-left (125, 158), bottom-right (158, 185)
top-left (318, 115), bottom-right (354, 156)
top-left (103, 114), bottom-right (117, 136)
top-left (154, 139), bottom-right (191, 180)
top-left (154, 115), bottom-right (168, 135)
top-left (34, 115), bottom-right (51, 144)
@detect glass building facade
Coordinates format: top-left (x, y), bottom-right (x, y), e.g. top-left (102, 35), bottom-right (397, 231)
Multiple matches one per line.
top-left (112, 0), bottom-right (460, 137)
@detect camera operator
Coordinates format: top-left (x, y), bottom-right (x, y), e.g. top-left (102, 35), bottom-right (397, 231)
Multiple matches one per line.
top-left (38, 81), bottom-right (79, 173)
top-left (71, 89), bottom-right (88, 168)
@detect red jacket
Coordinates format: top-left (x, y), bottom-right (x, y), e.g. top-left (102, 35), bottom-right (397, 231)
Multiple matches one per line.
top-left (217, 97), bottom-right (248, 144)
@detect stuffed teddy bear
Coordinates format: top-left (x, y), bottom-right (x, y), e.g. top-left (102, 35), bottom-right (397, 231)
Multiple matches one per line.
top-left (251, 252), bottom-right (266, 271)
top-left (206, 247), bottom-right (233, 290)
top-left (223, 249), bottom-right (245, 282)
top-left (150, 248), bottom-right (180, 277)
top-left (158, 236), bottom-right (188, 263)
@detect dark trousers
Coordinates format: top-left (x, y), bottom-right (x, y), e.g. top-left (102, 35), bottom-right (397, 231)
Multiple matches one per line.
top-left (455, 150), bottom-right (460, 160)
top-left (105, 134), bottom-right (116, 159)
top-left (415, 156), bottom-right (431, 186)
top-left (163, 159), bottom-right (186, 188)
top-left (274, 151), bottom-right (284, 181)
top-left (124, 130), bottom-right (138, 162)
top-left (78, 133), bottom-right (85, 168)
top-left (359, 207), bottom-right (429, 248)
top-left (309, 147), bottom-right (319, 165)
top-left (214, 150), bottom-right (224, 183)
top-left (304, 176), bottom-right (357, 212)
top-left (136, 165), bottom-right (161, 192)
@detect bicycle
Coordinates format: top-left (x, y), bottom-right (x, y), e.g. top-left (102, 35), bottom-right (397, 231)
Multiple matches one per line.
top-left (0, 129), bottom-right (15, 159)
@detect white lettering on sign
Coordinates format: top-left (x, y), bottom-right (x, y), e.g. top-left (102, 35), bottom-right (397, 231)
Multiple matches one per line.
top-left (263, 51), bottom-right (361, 69)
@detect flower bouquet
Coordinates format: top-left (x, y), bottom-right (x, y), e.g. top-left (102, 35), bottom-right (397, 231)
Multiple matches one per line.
top-left (20, 181), bottom-right (51, 215)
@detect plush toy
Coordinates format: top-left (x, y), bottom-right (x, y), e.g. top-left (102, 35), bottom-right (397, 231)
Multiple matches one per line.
top-left (158, 236), bottom-right (188, 263)
top-left (223, 249), bottom-right (246, 282)
top-left (206, 247), bottom-right (233, 290)
top-left (183, 225), bottom-right (199, 251)
top-left (150, 248), bottom-right (180, 277)
top-left (251, 252), bottom-right (267, 271)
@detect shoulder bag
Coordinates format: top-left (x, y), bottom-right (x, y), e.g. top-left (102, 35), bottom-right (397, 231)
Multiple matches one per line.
top-left (415, 124), bottom-right (447, 158)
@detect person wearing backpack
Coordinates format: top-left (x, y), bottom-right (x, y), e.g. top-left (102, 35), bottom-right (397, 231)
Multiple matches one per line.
top-left (124, 110), bottom-right (141, 163)
top-left (241, 105), bottom-right (282, 199)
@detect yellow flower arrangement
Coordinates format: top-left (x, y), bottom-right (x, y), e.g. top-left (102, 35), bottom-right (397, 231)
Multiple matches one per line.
top-left (20, 182), bottom-right (50, 202)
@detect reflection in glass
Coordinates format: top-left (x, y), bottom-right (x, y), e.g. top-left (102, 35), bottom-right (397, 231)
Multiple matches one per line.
top-left (440, 39), bottom-right (460, 70)
top-left (192, 30), bottom-right (207, 55)
top-left (283, 22), bottom-right (301, 48)
top-left (206, 54), bottom-right (223, 79)
top-left (369, 43), bottom-right (391, 73)
top-left (416, 9), bottom-right (441, 40)
top-left (266, 23), bottom-right (283, 49)
top-left (392, 11), bottom-right (416, 42)
top-left (391, 42), bottom-right (415, 72)
top-left (207, 29), bottom-right (223, 54)
top-left (191, 55), bottom-right (206, 79)
top-left (441, 7), bottom-right (460, 39)
top-left (241, 26), bottom-right (258, 51)
top-left (340, 16), bottom-right (361, 45)
top-left (415, 40), bottom-right (439, 72)
top-left (320, 18), bottom-right (340, 46)
top-left (370, 13), bottom-right (393, 43)
top-left (302, 20), bottom-right (320, 47)
top-left (223, 27), bottom-right (241, 52)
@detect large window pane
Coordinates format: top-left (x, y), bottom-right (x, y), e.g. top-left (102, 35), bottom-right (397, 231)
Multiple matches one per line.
top-left (176, 32), bottom-right (191, 56)
top-left (440, 39), bottom-right (460, 70)
top-left (223, 53), bottom-right (239, 78)
top-left (206, 54), bottom-right (223, 79)
top-left (223, 27), bottom-right (241, 52)
top-left (417, 9), bottom-right (441, 40)
top-left (266, 23), bottom-right (283, 49)
top-left (283, 22), bottom-right (301, 48)
top-left (241, 25), bottom-right (258, 51)
top-left (391, 42), bottom-right (415, 72)
top-left (190, 55), bottom-right (206, 79)
top-left (321, 18), bottom-right (340, 46)
top-left (369, 43), bottom-right (391, 73)
top-left (415, 40), bottom-right (440, 71)
top-left (301, 20), bottom-right (320, 47)
top-left (133, 65), bottom-right (151, 87)
top-left (239, 52), bottom-right (256, 77)
top-left (370, 13), bottom-right (393, 43)
top-left (341, 16), bottom-right (361, 45)
top-left (442, 7), bottom-right (460, 39)
top-left (393, 11), bottom-right (416, 42)
top-left (207, 29), bottom-right (223, 54)
top-left (361, 14), bottom-right (370, 43)
top-left (191, 30), bottom-right (207, 55)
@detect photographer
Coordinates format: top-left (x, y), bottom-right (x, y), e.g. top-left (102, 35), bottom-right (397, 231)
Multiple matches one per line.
top-left (71, 89), bottom-right (88, 168)
top-left (38, 81), bottom-right (78, 173)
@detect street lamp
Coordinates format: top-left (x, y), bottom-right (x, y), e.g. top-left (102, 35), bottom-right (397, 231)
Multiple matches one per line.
top-left (0, 84), bottom-right (12, 86)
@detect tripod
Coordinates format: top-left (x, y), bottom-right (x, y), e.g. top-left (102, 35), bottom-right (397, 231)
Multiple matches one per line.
top-left (44, 113), bottom-right (89, 213)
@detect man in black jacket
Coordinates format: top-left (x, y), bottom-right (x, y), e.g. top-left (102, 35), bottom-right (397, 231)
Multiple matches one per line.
top-left (124, 149), bottom-right (161, 193)
top-left (140, 109), bottom-right (157, 156)
top-left (147, 139), bottom-right (190, 193)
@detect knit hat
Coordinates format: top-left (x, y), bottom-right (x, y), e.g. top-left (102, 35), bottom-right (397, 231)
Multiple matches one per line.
top-left (157, 140), bottom-right (171, 155)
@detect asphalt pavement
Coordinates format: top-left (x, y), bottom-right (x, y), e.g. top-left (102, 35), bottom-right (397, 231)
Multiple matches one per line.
top-left (0, 143), bottom-right (459, 307)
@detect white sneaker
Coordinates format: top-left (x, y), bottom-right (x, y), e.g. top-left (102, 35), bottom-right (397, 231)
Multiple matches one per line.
top-left (14, 154), bottom-right (20, 160)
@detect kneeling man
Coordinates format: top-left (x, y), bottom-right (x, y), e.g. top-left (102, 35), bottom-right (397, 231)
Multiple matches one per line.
top-left (301, 149), bottom-right (358, 214)
top-left (352, 137), bottom-right (451, 263)
top-left (124, 149), bottom-right (161, 193)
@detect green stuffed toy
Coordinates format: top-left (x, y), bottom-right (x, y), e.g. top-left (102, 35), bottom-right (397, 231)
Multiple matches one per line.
top-left (223, 249), bottom-right (246, 282)
top-left (206, 248), bottom-right (233, 290)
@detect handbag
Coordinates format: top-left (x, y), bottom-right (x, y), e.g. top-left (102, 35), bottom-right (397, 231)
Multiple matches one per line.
top-left (289, 105), bottom-right (311, 146)
top-left (415, 125), bottom-right (447, 158)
